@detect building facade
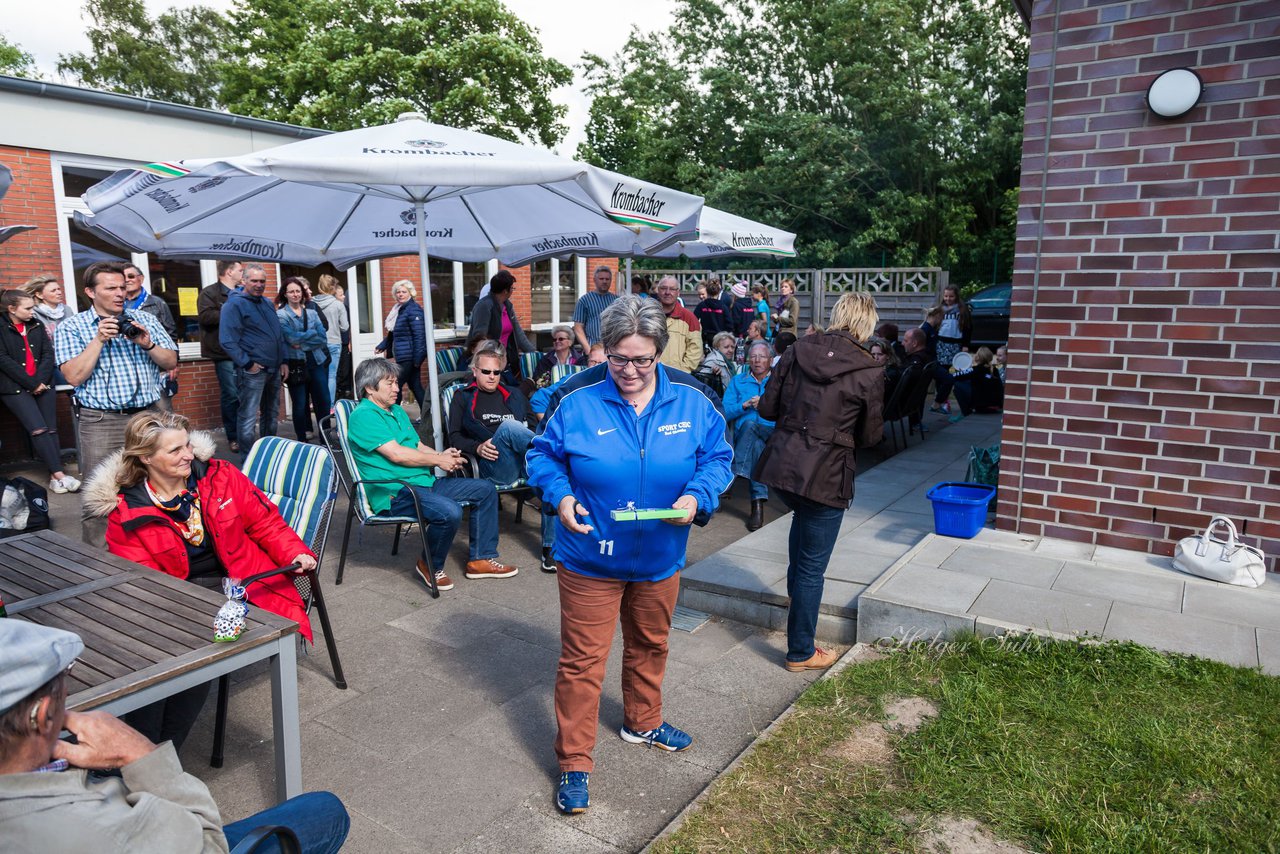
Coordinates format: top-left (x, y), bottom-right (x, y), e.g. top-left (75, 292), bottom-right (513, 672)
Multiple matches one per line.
top-left (1000, 0), bottom-right (1279, 569)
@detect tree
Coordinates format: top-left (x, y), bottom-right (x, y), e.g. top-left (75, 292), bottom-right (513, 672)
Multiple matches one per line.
top-left (0, 33), bottom-right (41, 78)
top-left (220, 0), bottom-right (573, 145)
top-left (57, 0), bottom-right (231, 108)
top-left (579, 0), bottom-right (1026, 279)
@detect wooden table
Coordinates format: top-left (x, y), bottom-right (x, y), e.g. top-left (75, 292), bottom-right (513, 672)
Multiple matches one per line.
top-left (0, 530), bottom-right (302, 802)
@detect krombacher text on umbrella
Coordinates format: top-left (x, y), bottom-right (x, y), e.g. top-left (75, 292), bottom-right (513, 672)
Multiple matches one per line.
top-left (609, 183), bottom-right (667, 218)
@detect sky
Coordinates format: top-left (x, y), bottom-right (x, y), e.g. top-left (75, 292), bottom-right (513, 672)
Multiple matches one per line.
top-left (0, 0), bottom-right (677, 155)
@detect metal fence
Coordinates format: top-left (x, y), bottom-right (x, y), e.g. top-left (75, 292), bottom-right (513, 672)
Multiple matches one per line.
top-left (646, 267), bottom-right (945, 333)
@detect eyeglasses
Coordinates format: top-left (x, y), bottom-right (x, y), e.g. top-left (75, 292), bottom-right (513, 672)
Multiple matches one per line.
top-left (605, 352), bottom-right (657, 368)
top-left (477, 368), bottom-right (502, 376)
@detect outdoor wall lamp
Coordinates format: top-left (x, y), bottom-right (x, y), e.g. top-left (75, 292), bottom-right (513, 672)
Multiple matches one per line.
top-left (1146, 68), bottom-right (1203, 119)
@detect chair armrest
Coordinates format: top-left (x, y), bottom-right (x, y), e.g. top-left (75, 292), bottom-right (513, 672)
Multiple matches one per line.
top-left (241, 563), bottom-right (305, 590)
top-left (229, 825), bottom-right (301, 854)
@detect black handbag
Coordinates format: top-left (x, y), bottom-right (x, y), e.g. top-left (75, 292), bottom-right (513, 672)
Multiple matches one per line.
top-left (285, 360), bottom-right (306, 387)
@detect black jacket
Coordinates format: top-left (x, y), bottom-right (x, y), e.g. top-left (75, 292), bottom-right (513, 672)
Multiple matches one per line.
top-left (446, 381), bottom-right (531, 456)
top-left (0, 315), bottom-right (55, 395)
top-left (469, 296), bottom-right (535, 378)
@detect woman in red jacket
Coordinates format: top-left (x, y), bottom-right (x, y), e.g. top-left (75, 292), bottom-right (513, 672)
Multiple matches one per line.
top-left (84, 410), bottom-right (315, 748)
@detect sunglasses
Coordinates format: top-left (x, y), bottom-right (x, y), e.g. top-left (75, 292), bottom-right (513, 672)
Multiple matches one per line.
top-left (477, 368), bottom-right (502, 376)
top-left (553, 336), bottom-right (572, 342)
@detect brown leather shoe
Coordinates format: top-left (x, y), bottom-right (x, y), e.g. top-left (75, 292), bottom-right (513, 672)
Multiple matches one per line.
top-left (415, 558), bottom-right (453, 591)
top-left (785, 647), bottom-right (838, 672)
top-left (465, 558), bottom-right (519, 579)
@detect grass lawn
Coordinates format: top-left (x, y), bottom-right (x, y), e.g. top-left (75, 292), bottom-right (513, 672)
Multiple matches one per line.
top-left (653, 636), bottom-right (1280, 853)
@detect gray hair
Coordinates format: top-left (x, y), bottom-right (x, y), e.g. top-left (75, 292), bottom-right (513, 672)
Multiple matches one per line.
top-left (355, 357), bottom-right (400, 399)
top-left (747, 340), bottom-right (773, 360)
top-left (711, 331), bottom-right (736, 349)
top-left (243, 262), bottom-right (267, 278)
top-left (472, 339), bottom-right (507, 367)
top-left (599, 295), bottom-right (668, 354)
top-left (552, 325), bottom-right (573, 340)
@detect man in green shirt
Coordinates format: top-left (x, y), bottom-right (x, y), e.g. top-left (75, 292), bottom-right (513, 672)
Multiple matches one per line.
top-left (347, 358), bottom-right (518, 591)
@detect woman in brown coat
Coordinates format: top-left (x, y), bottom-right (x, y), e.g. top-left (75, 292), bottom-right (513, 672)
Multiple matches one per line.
top-left (754, 291), bottom-right (883, 672)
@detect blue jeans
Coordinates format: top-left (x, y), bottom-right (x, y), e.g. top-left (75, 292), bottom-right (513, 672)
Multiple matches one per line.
top-left (325, 343), bottom-right (341, 410)
top-left (287, 359), bottom-right (331, 441)
top-left (222, 791), bottom-right (349, 854)
top-left (213, 359), bottom-right (240, 444)
top-left (235, 364), bottom-right (281, 457)
top-left (477, 420), bottom-right (554, 549)
top-left (777, 489), bottom-right (846, 662)
top-left (731, 420), bottom-right (773, 500)
top-left (389, 477), bottom-right (500, 569)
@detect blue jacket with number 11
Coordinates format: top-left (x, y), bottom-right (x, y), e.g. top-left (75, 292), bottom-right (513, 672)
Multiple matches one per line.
top-left (528, 363), bottom-right (732, 583)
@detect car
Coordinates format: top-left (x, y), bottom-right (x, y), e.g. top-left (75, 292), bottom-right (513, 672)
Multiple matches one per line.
top-left (967, 282), bottom-right (1011, 349)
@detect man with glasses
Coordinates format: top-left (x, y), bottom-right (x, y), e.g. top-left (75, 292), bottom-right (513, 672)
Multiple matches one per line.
top-left (654, 276), bottom-right (703, 373)
top-left (219, 263), bottom-right (288, 458)
top-left (197, 260), bottom-right (243, 451)
top-left (122, 264), bottom-right (179, 412)
top-left (55, 261), bottom-right (178, 544)
top-left (571, 265), bottom-right (618, 351)
top-left (447, 341), bottom-right (559, 571)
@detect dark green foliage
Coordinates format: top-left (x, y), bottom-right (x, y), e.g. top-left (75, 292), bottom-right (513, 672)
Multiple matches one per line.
top-left (579, 0), bottom-right (1027, 279)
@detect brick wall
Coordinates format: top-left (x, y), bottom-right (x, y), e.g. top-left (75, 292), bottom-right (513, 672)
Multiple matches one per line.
top-left (999, 0), bottom-right (1280, 569)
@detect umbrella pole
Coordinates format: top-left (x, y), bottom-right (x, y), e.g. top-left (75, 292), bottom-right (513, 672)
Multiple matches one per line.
top-left (625, 257), bottom-right (631, 292)
top-left (415, 199), bottom-right (445, 450)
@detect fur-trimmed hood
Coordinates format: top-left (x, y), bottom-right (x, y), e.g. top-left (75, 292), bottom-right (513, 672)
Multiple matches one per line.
top-left (82, 430), bottom-right (219, 519)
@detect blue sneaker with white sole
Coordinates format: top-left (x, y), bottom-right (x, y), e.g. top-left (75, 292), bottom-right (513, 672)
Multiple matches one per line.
top-left (619, 721), bottom-right (692, 752)
top-left (556, 771), bottom-right (589, 814)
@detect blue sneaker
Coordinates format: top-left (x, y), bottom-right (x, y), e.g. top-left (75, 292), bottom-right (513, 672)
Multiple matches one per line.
top-left (556, 771), bottom-right (589, 814)
top-left (619, 721), bottom-right (693, 752)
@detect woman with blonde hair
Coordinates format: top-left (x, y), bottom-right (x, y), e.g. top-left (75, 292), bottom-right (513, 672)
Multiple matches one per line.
top-left (84, 410), bottom-right (316, 748)
top-left (24, 274), bottom-right (75, 341)
top-left (374, 279), bottom-right (428, 418)
top-left (755, 291), bottom-right (883, 673)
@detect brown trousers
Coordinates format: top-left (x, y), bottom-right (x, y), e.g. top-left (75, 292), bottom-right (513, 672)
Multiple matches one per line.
top-left (554, 566), bottom-right (681, 772)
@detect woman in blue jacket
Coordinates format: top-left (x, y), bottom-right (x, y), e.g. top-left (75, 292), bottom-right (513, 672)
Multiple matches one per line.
top-left (528, 296), bottom-right (732, 817)
top-left (275, 276), bottom-right (331, 443)
top-left (374, 279), bottom-right (428, 420)
top-left (724, 340), bottom-right (775, 532)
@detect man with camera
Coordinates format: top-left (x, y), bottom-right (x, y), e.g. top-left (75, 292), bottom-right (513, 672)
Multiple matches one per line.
top-left (55, 261), bottom-right (177, 543)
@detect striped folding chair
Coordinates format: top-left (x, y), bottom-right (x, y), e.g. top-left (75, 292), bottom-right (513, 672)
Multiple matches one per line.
top-left (435, 346), bottom-right (464, 375)
top-left (321, 399), bottom-right (443, 594)
top-left (550, 363), bottom-right (583, 384)
top-left (210, 435), bottom-right (346, 767)
top-left (518, 351), bottom-right (540, 382)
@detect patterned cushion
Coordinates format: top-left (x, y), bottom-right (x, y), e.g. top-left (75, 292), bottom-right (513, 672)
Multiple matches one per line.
top-left (435, 347), bottom-right (464, 375)
top-left (518, 352), bottom-right (539, 380)
top-left (551, 364), bottom-right (583, 384)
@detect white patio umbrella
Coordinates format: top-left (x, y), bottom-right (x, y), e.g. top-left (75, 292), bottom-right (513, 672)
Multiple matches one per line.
top-left (640, 206), bottom-right (797, 260)
top-left (74, 114), bottom-right (704, 448)
top-left (0, 163), bottom-right (38, 245)
top-left (0, 163), bottom-right (11, 200)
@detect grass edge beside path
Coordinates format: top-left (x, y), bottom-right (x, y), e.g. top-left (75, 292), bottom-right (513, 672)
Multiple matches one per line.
top-left (650, 635), bottom-right (1280, 854)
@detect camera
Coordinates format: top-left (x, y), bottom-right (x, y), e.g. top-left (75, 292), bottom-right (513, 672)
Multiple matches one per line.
top-left (116, 313), bottom-right (146, 341)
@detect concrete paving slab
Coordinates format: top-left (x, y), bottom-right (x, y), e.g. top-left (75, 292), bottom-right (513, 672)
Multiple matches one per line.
top-left (969, 579), bottom-right (1112, 636)
top-left (680, 551), bottom-right (785, 600)
top-left (664, 617), bottom-right (758, 668)
top-left (910, 536), bottom-right (962, 568)
top-left (1257, 628), bottom-right (1280, 676)
top-left (763, 575), bottom-right (865, 619)
top-left (1104, 602), bottom-right (1260, 669)
top-left (316, 584), bottom-right (420, 642)
top-left (455, 803), bottom-right (622, 854)
top-left (340, 809), bottom-right (422, 854)
top-left (677, 586), bottom-right (784, 630)
top-left (1034, 537), bottom-right (1096, 562)
top-left (456, 681), bottom-right (560, 775)
top-left (1052, 561), bottom-right (1184, 613)
top-left (857, 597), bottom-right (976, 644)
top-left (1091, 545), bottom-right (1171, 572)
top-left (825, 543), bottom-right (902, 582)
top-left (660, 681), bottom-right (792, 773)
top-left (1182, 580), bottom-right (1280, 633)
top-left (941, 544), bottom-right (1064, 588)
top-left (968, 526), bottom-right (1039, 551)
top-left (873, 563), bottom-right (990, 612)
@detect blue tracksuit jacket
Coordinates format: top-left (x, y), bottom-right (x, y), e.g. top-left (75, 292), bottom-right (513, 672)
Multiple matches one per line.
top-left (527, 363), bottom-right (732, 582)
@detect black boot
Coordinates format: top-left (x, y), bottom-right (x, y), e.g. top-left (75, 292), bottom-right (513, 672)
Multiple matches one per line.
top-left (747, 499), bottom-right (765, 532)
